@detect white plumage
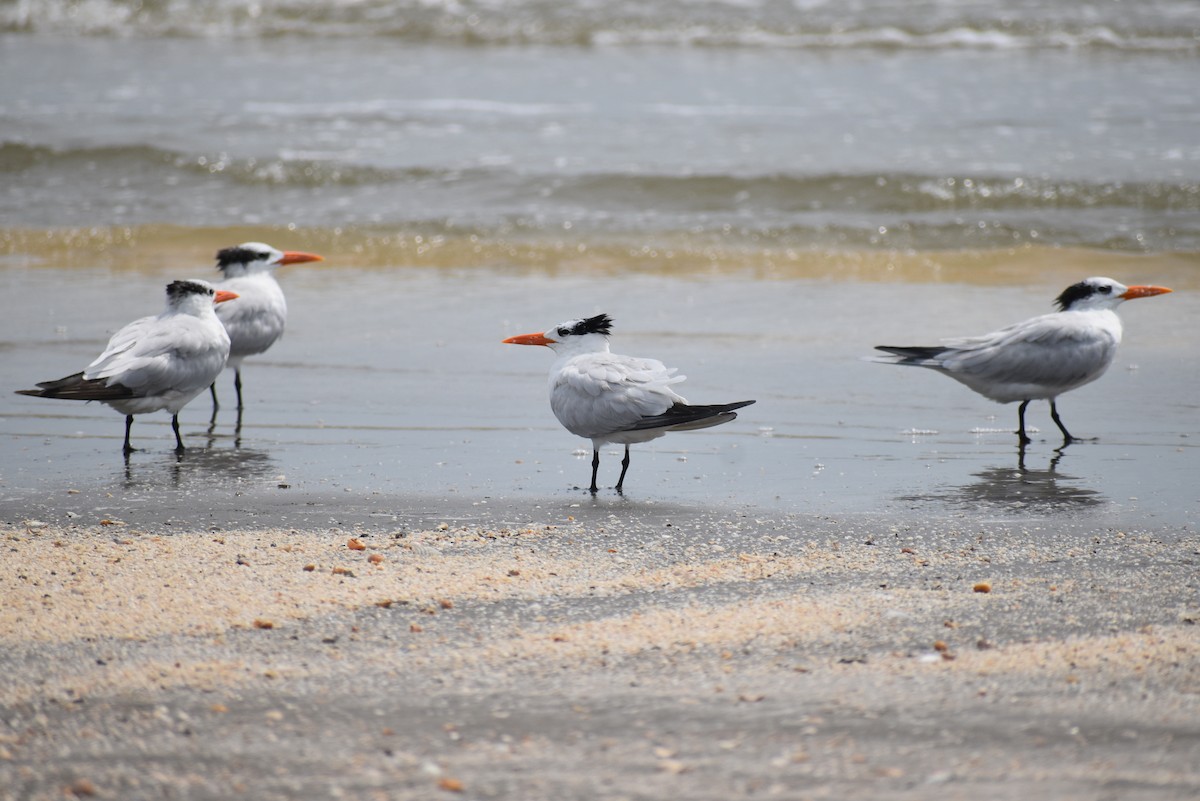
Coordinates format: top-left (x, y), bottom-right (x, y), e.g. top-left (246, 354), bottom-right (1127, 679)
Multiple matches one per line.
top-left (17, 279), bottom-right (238, 453)
top-left (873, 276), bottom-right (1172, 443)
top-left (505, 313), bottom-right (754, 492)
top-left (550, 351), bottom-right (686, 443)
top-left (211, 242), bottom-right (324, 410)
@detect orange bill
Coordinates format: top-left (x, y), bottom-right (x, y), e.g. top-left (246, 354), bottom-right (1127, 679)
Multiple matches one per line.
top-left (279, 251), bottom-right (324, 266)
top-left (214, 290), bottom-right (240, 304)
top-left (1121, 285), bottom-right (1172, 300)
top-left (503, 332), bottom-right (555, 346)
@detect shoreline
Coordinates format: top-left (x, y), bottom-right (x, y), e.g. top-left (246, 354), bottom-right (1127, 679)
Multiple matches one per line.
top-left (4, 224), bottom-right (1200, 287)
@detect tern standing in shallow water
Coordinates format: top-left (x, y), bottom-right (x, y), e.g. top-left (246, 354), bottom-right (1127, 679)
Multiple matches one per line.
top-left (872, 277), bottom-right (1172, 444)
top-left (210, 242), bottom-right (324, 411)
top-left (504, 313), bottom-right (755, 493)
top-left (16, 279), bottom-right (237, 454)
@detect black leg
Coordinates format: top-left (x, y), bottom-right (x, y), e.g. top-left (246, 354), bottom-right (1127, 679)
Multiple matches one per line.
top-left (234, 368), bottom-right (244, 411)
top-left (209, 381), bottom-right (220, 411)
top-left (1016, 400), bottom-right (1032, 445)
top-left (615, 445), bottom-right (631, 494)
top-left (589, 449), bottom-right (600, 494)
top-left (123, 415), bottom-right (136, 455)
top-left (172, 414), bottom-right (185, 453)
top-left (1048, 400), bottom-right (1076, 443)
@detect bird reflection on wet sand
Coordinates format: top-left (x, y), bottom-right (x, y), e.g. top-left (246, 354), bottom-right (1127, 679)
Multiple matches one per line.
top-left (123, 441), bottom-right (276, 490)
top-left (207, 407), bottom-right (245, 449)
top-left (900, 444), bottom-right (1105, 515)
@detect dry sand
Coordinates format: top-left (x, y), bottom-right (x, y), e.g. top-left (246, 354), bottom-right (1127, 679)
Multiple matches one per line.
top-left (1, 513), bottom-right (1197, 801)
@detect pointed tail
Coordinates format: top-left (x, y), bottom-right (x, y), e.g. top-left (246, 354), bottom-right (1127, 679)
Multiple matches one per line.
top-left (871, 345), bottom-right (951, 366)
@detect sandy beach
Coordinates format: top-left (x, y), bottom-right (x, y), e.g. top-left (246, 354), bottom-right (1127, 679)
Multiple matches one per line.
top-left (2, 498), bottom-right (1198, 800)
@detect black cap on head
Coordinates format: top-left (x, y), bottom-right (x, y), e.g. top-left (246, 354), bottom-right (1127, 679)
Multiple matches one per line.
top-left (166, 279), bottom-right (214, 301)
top-left (215, 245), bottom-right (269, 271)
top-left (1055, 279), bottom-right (1117, 311)
top-left (562, 313), bottom-right (613, 337)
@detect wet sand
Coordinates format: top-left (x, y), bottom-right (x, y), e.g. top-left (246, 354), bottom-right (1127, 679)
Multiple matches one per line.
top-left (5, 239), bottom-right (1199, 525)
top-left (2, 240), bottom-right (1199, 799)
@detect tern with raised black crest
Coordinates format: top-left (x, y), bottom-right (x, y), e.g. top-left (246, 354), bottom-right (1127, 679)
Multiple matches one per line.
top-left (504, 313), bottom-right (755, 493)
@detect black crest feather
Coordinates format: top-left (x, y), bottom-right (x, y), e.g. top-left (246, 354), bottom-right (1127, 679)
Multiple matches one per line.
top-left (566, 313), bottom-right (613, 337)
top-left (215, 246), bottom-right (268, 271)
top-left (1055, 280), bottom-right (1096, 311)
top-left (166, 279), bottom-right (213, 301)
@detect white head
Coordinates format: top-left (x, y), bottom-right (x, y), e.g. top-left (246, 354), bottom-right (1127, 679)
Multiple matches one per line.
top-left (503, 313), bottom-right (614, 354)
top-left (215, 242), bottom-right (324, 278)
top-left (1055, 277), bottom-right (1172, 312)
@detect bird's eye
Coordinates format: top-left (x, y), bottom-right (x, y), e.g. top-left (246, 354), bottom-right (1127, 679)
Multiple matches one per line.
top-left (557, 327), bottom-right (569, 337)
top-left (1098, 285), bottom-right (1112, 294)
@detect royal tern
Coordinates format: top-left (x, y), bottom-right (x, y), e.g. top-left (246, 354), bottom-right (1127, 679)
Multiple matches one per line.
top-left (16, 279), bottom-right (238, 454)
top-left (209, 242), bottom-right (324, 410)
top-left (504, 313), bottom-right (755, 493)
top-left (872, 277), bottom-right (1172, 444)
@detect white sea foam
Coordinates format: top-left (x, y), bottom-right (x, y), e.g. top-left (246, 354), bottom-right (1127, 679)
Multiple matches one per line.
top-left (5, 0), bottom-right (1199, 53)
top-left (244, 98), bottom-right (593, 118)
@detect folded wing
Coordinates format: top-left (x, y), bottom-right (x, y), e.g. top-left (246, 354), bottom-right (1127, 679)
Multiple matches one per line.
top-left (875, 313), bottom-right (1119, 400)
top-left (552, 353), bottom-right (688, 438)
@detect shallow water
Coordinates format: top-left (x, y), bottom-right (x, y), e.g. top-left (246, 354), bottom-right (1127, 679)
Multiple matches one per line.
top-left (3, 250), bottom-right (1197, 530)
top-left (3, 27), bottom-right (1200, 250)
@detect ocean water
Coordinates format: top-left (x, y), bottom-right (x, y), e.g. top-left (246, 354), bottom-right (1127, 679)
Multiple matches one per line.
top-left (1, 0), bottom-right (1198, 528)
top-left (2, 0), bottom-right (1199, 253)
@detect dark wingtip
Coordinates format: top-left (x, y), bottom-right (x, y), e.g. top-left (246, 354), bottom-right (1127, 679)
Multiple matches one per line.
top-left (875, 345), bottom-right (946, 360)
top-left (15, 373), bottom-right (136, 401)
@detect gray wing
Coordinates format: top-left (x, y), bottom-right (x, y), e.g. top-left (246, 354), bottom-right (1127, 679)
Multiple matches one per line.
top-left (85, 315), bottom-right (230, 397)
top-left (551, 353), bottom-right (687, 439)
top-left (940, 315), bottom-right (1118, 388)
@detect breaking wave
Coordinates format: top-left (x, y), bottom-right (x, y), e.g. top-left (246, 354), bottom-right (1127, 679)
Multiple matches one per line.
top-left (3, 0), bottom-right (1199, 52)
top-left (3, 141), bottom-right (1197, 251)
top-left (5, 141), bottom-right (1196, 210)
